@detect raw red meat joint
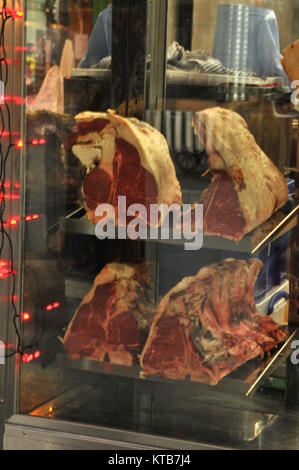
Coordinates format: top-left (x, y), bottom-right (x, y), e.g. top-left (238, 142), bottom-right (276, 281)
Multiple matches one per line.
top-left (193, 108), bottom-right (289, 241)
top-left (63, 262), bottom-right (155, 367)
top-left (140, 258), bottom-right (288, 385)
top-left (68, 110), bottom-right (182, 226)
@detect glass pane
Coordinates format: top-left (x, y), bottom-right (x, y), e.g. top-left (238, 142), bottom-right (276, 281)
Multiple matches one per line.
top-left (18, 0), bottom-right (299, 450)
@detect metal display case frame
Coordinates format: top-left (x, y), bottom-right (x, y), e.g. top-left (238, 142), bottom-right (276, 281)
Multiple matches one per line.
top-left (1, 0), bottom-right (299, 450)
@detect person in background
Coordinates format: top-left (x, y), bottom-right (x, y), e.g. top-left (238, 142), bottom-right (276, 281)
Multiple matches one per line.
top-left (78, 0), bottom-right (112, 68)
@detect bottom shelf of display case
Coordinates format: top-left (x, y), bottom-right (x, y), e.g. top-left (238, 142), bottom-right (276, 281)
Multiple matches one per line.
top-left (27, 373), bottom-right (278, 444)
top-left (56, 327), bottom-right (298, 399)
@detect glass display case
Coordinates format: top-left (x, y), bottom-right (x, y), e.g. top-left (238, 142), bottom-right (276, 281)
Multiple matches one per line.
top-left (1, 0), bottom-right (299, 450)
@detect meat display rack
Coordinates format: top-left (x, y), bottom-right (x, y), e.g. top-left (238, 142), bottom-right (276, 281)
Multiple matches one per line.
top-left (71, 68), bottom-right (284, 88)
top-left (59, 198), bottom-right (299, 255)
top-left (56, 327), bottom-right (298, 399)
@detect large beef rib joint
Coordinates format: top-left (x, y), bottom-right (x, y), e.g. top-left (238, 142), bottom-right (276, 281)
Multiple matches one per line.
top-left (63, 262), bottom-right (155, 367)
top-left (140, 258), bottom-right (288, 385)
top-left (67, 110), bottom-right (182, 225)
top-left (193, 107), bottom-right (289, 241)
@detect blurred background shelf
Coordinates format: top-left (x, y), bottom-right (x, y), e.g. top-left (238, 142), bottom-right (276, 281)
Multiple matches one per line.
top-left (71, 68), bottom-right (284, 89)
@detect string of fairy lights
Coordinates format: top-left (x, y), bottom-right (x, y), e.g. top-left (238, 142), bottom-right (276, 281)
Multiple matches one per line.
top-left (0, 2), bottom-right (41, 361)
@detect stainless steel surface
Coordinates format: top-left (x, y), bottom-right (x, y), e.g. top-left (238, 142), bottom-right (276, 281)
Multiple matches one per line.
top-left (4, 414), bottom-right (228, 450)
top-left (27, 377), bottom-right (278, 443)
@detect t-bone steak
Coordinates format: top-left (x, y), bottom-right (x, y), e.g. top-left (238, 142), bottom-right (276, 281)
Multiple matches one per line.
top-left (140, 258), bottom-right (288, 385)
top-left (67, 110), bottom-right (182, 225)
top-left (63, 262), bottom-right (155, 366)
top-left (192, 108), bottom-right (289, 241)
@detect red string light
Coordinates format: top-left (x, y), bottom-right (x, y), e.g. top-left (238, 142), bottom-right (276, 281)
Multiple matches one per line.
top-left (22, 353), bottom-right (33, 363)
top-left (15, 46), bottom-right (27, 52)
top-left (46, 302), bottom-right (60, 311)
top-left (25, 214), bottom-right (40, 222)
top-left (22, 350), bottom-right (41, 363)
top-left (1, 130), bottom-right (10, 137)
top-left (0, 269), bottom-right (17, 279)
top-left (0, 193), bottom-right (20, 200)
top-left (15, 139), bottom-right (24, 149)
top-left (21, 312), bottom-right (31, 321)
top-left (7, 218), bottom-right (18, 226)
top-left (0, 8), bottom-right (24, 18)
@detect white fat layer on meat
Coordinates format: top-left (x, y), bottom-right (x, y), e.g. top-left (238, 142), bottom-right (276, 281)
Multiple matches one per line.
top-left (72, 129), bottom-right (115, 177)
top-left (74, 263), bottom-right (135, 307)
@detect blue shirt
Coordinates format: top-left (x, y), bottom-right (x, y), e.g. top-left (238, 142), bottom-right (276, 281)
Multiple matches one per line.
top-left (213, 5), bottom-right (288, 80)
top-left (78, 3), bottom-right (152, 68)
top-left (78, 4), bottom-right (112, 68)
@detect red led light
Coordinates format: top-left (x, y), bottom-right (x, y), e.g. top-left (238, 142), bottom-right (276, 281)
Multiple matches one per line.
top-left (0, 272), bottom-right (8, 279)
top-left (0, 268), bottom-right (17, 279)
top-left (0, 9), bottom-right (24, 18)
top-left (46, 304), bottom-right (53, 311)
top-left (0, 193), bottom-right (20, 201)
top-left (39, 138), bottom-right (46, 145)
top-left (15, 139), bottom-right (24, 149)
top-left (33, 350), bottom-right (40, 359)
top-left (7, 218), bottom-right (17, 226)
top-left (13, 96), bottom-right (23, 105)
top-left (22, 353), bottom-right (33, 363)
top-left (53, 302), bottom-right (60, 309)
top-left (25, 214), bottom-right (40, 222)
top-left (1, 130), bottom-right (10, 137)
top-left (31, 139), bottom-right (39, 146)
top-left (21, 312), bottom-right (31, 321)
top-left (14, 182), bottom-right (20, 188)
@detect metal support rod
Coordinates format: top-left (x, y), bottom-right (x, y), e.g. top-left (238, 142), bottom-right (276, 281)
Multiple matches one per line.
top-left (148, 0), bottom-right (168, 123)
